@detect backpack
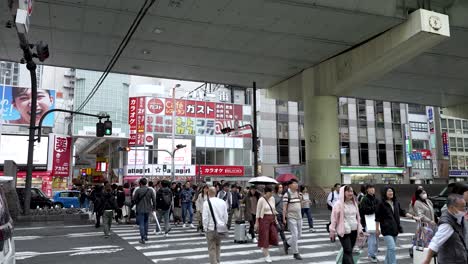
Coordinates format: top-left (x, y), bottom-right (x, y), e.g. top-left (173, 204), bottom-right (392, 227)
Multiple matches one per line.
top-left (327, 192), bottom-right (335, 211)
top-left (157, 188), bottom-right (172, 210)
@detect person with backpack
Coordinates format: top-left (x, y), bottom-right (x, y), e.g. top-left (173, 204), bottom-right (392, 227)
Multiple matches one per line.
top-left (101, 184), bottom-right (118, 238)
top-left (180, 181), bottom-right (195, 229)
top-left (282, 179), bottom-right (303, 260)
top-left (196, 184), bottom-right (209, 234)
top-left (91, 185), bottom-right (104, 228)
top-left (133, 178), bottom-right (157, 244)
top-left (156, 180), bottom-right (173, 238)
top-left (326, 183), bottom-right (341, 232)
top-left (230, 185), bottom-right (242, 226)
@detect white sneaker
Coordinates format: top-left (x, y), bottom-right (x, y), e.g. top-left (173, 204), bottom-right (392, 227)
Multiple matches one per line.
top-left (182, 224), bottom-right (186, 228)
top-left (265, 255), bottom-right (272, 263)
top-left (153, 230), bottom-right (157, 235)
top-left (190, 224), bottom-right (195, 229)
top-left (252, 238), bottom-right (258, 243)
top-left (310, 228), bottom-right (316, 233)
top-left (164, 233), bottom-right (169, 238)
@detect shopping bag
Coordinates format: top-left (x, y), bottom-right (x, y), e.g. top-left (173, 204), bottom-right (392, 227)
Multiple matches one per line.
top-left (413, 246), bottom-right (435, 264)
top-left (365, 214), bottom-right (376, 232)
top-left (335, 248), bottom-right (362, 264)
top-left (413, 221), bottom-right (434, 248)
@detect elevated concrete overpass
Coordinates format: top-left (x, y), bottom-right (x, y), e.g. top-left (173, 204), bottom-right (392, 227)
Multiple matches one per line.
top-left (1, 0), bottom-right (468, 186)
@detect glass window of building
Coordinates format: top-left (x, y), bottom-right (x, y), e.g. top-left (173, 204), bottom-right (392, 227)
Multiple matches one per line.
top-left (377, 144), bottom-right (387, 166)
top-left (338, 99), bottom-right (348, 115)
top-left (196, 149), bottom-right (205, 165)
top-left (277, 122), bottom-right (289, 139)
top-left (394, 144), bottom-right (405, 167)
top-left (216, 149), bottom-right (224, 164)
top-left (464, 121), bottom-right (468, 134)
top-left (448, 119), bottom-right (455, 133)
top-left (300, 140), bottom-right (306, 164)
top-left (340, 142), bottom-right (350, 166)
top-left (450, 137), bottom-right (457, 152)
top-left (465, 139), bottom-right (468, 152)
top-left (206, 148), bottom-right (215, 165)
top-left (392, 123), bottom-right (402, 140)
top-left (408, 104), bottom-right (426, 115)
top-left (456, 120), bottom-right (463, 134)
top-left (357, 99), bottom-right (366, 121)
top-left (278, 139), bottom-right (289, 164)
top-left (391, 103), bottom-right (401, 123)
top-left (245, 89), bottom-right (252, 105)
top-left (441, 118), bottom-right (447, 132)
top-left (412, 140), bottom-right (428, 150)
top-left (276, 100), bottom-right (288, 113)
top-left (359, 143), bottom-right (369, 166)
top-left (340, 118), bottom-right (349, 128)
top-left (375, 101), bottom-right (384, 125)
top-left (451, 155), bottom-right (458, 170)
top-left (458, 138), bottom-right (464, 152)
top-left (458, 156), bottom-right (466, 170)
top-left (410, 122), bottom-right (428, 132)
top-left (243, 150), bottom-right (251, 166)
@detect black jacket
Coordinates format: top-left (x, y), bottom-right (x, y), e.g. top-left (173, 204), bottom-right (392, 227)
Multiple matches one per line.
top-left (359, 194), bottom-right (379, 228)
top-left (376, 187), bottom-right (406, 237)
top-left (101, 192), bottom-right (118, 212)
top-left (116, 191), bottom-right (125, 208)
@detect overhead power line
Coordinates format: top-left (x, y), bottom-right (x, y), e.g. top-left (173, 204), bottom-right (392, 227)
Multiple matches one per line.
top-left (75, 0), bottom-right (157, 112)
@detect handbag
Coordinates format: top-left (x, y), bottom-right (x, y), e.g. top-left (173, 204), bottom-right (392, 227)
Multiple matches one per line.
top-left (207, 198), bottom-right (229, 237)
top-left (263, 197), bottom-right (280, 229)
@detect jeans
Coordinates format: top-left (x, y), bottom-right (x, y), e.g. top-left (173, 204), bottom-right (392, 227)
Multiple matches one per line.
top-left (181, 202), bottom-right (193, 224)
top-left (367, 232), bottom-right (378, 258)
top-left (301, 208), bottom-right (314, 228)
top-left (287, 218), bottom-right (302, 254)
top-left (137, 212), bottom-right (150, 240)
top-left (158, 210), bottom-right (171, 234)
top-left (338, 230), bottom-right (358, 264)
top-left (384, 235), bottom-right (397, 264)
top-left (102, 210), bottom-right (113, 236)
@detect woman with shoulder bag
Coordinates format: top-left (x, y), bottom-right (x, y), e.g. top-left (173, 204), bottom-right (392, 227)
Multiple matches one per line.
top-left (255, 186), bottom-right (279, 263)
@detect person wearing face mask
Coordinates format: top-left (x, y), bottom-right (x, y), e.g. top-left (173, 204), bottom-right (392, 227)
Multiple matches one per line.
top-left (413, 189), bottom-right (436, 226)
top-left (422, 194), bottom-right (467, 264)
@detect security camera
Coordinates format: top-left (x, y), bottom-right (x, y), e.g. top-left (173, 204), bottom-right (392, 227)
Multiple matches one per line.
top-left (34, 41), bottom-right (49, 62)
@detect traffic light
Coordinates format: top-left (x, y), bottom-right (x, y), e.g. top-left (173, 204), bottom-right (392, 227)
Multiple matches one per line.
top-left (117, 146), bottom-right (131, 152)
top-left (104, 120), bottom-right (112, 136)
top-left (221, 127), bottom-right (234, 134)
top-left (96, 121), bottom-right (104, 137)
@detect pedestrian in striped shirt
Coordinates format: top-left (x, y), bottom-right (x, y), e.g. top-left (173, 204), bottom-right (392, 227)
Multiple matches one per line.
top-left (282, 179), bottom-right (303, 260)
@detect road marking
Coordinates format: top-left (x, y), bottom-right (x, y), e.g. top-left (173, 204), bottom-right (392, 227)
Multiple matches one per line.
top-left (16, 245), bottom-right (123, 260)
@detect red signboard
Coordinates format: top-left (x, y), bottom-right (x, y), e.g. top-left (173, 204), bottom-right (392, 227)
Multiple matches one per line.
top-left (198, 165), bottom-right (245, 176)
top-left (51, 135), bottom-right (72, 177)
top-left (420, 149), bottom-right (432, 159)
top-left (147, 98), bottom-right (164, 114)
top-left (128, 97), bottom-right (138, 146)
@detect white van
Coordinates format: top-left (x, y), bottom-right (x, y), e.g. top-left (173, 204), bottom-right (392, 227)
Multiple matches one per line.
top-left (0, 176), bottom-right (15, 264)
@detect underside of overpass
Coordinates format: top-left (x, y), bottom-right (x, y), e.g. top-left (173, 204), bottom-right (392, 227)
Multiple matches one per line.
top-left (2, 0), bottom-right (468, 185)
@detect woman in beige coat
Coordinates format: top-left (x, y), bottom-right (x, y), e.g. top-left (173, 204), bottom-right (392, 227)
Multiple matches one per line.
top-left (413, 189), bottom-right (436, 225)
top-left (244, 186), bottom-right (261, 243)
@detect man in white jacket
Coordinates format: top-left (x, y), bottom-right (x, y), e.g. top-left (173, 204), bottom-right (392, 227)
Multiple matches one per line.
top-left (203, 187), bottom-right (228, 264)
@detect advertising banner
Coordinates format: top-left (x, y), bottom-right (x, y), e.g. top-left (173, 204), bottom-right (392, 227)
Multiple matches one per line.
top-left (128, 97), bottom-right (138, 146)
top-left (0, 86), bottom-right (56, 126)
top-left (0, 134), bottom-right (48, 165)
top-left (50, 135), bottom-right (71, 177)
top-left (142, 96), bottom-right (247, 137)
top-left (128, 147), bottom-right (149, 166)
top-left (198, 165), bottom-right (245, 176)
top-left (157, 138), bottom-right (192, 165)
top-left (442, 132), bottom-right (449, 157)
top-left (125, 164), bottom-right (196, 176)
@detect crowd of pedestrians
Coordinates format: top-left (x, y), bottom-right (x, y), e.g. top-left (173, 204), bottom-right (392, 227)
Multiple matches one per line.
top-left (74, 179), bottom-right (468, 264)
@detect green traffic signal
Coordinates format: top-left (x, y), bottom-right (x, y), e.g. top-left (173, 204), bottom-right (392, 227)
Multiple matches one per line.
top-left (104, 120), bottom-right (112, 136)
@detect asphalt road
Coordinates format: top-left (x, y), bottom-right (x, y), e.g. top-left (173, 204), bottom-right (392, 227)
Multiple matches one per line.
top-left (14, 211), bottom-right (419, 264)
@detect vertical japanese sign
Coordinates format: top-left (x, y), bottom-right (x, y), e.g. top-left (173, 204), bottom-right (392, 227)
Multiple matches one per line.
top-left (128, 97), bottom-right (138, 146)
top-left (404, 124), bottom-right (412, 167)
top-left (442, 132), bottom-right (449, 157)
top-left (51, 135), bottom-right (71, 177)
top-left (136, 97), bottom-right (146, 146)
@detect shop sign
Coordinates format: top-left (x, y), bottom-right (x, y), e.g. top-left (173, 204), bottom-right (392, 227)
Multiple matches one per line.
top-left (51, 135), bottom-right (71, 177)
top-left (341, 166), bottom-right (405, 174)
top-left (125, 164), bottom-right (196, 176)
top-left (449, 170), bottom-right (468, 177)
top-left (197, 165), bottom-right (245, 176)
top-left (442, 132), bottom-right (449, 157)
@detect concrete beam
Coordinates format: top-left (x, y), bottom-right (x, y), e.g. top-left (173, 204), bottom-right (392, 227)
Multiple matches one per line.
top-left (267, 9), bottom-right (450, 100)
top-left (443, 104), bottom-right (468, 119)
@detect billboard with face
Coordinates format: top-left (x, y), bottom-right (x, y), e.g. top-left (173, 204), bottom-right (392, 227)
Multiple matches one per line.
top-left (0, 86), bottom-right (56, 127)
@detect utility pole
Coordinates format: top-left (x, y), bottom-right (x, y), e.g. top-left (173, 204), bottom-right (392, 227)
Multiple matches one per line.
top-left (252, 82), bottom-right (259, 177)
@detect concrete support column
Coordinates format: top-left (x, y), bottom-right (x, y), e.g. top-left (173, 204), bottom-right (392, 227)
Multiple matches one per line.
top-left (303, 96), bottom-right (340, 187)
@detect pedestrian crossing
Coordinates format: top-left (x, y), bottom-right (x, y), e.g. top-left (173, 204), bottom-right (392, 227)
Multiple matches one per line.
top-left (111, 218), bottom-right (416, 264)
